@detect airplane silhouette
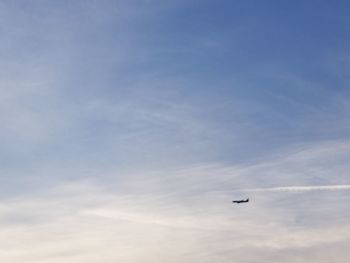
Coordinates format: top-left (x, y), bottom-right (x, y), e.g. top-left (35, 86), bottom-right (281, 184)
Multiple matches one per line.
top-left (232, 198), bottom-right (249, 204)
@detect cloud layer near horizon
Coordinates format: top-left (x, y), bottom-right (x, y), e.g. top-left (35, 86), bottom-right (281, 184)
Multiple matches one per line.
top-left (1, 140), bottom-right (350, 262)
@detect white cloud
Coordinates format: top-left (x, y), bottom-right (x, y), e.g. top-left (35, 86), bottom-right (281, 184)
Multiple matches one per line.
top-left (239, 184), bottom-right (350, 193)
top-left (0, 177), bottom-right (349, 263)
top-left (1, 139), bottom-right (350, 262)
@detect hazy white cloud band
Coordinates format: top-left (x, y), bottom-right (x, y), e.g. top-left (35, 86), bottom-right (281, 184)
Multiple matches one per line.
top-left (238, 184), bottom-right (350, 193)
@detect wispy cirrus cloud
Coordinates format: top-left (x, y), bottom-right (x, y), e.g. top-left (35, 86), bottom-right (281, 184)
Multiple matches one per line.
top-left (1, 1), bottom-right (350, 262)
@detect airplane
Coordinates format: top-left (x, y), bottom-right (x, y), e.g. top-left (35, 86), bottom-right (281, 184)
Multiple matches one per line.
top-left (232, 198), bottom-right (249, 204)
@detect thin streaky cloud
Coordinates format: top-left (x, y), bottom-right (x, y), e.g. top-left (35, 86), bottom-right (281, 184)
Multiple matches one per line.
top-left (235, 184), bottom-right (350, 193)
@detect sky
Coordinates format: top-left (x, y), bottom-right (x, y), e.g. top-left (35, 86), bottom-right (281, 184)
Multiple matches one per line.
top-left (1, 0), bottom-right (350, 262)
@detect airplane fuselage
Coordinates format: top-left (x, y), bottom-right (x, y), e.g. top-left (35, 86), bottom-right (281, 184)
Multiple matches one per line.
top-left (232, 198), bottom-right (249, 204)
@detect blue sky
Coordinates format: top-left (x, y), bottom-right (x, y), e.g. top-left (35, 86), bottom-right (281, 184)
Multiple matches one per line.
top-left (1, 1), bottom-right (350, 262)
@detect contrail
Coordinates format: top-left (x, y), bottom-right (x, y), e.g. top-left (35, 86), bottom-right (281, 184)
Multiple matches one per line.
top-left (239, 184), bottom-right (350, 193)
